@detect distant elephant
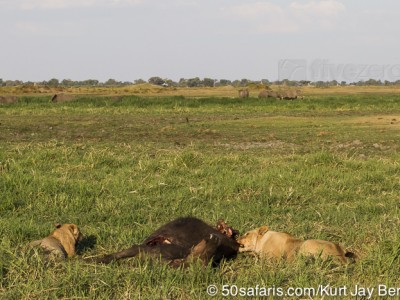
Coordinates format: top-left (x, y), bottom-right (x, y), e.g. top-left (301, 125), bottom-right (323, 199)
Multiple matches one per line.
top-left (51, 93), bottom-right (75, 103)
top-left (258, 90), bottom-right (279, 99)
top-left (238, 89), bottom-right (249, 98)
top-left (0, 96), bottom-right (17, 104)
top-left (280, 90), bottom-right (302, 100)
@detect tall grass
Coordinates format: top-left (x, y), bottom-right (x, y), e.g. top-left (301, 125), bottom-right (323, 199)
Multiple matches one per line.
top-left (1, 95), bottom-right (400, 299)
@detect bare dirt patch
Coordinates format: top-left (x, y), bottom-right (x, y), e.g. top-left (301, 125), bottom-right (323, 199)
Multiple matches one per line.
top-left (331, 139), bottom-right (364, 151)
top-left (216, 140), bottom-right (297, 150)
top-left (346, 115), bottom-right (400, 128)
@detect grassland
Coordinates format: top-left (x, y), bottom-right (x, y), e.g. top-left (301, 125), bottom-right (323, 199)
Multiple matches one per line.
top-left (2, 83), bottom-right (400, 98)
top-left (1, 93), bottom-right (400, 299)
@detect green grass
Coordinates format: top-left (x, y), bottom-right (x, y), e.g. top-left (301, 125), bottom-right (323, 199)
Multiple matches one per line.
top-left (1, 95), bottom-right (400, 299)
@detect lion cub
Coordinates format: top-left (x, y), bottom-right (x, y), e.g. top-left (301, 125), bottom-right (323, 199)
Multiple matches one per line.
top-left (238, 226), bottom-right (354, 264)
top-left (30, 224), bottom-right (82, 259)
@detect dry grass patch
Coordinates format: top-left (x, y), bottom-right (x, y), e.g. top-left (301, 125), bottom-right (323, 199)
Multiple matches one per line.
top-left (346, 115), bottom-right (400, 128)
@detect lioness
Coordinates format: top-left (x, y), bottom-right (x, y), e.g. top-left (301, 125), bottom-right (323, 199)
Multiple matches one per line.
top-left (30, 223), bottom-right (82, 259)
top-left (238, 226), bottom-right (354, 264)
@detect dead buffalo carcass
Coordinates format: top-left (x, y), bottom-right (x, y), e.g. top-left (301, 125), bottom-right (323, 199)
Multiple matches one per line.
top-left (89, 217), bottom-right (240, 268)
top-left (238, 89), bottom-right (249, 98)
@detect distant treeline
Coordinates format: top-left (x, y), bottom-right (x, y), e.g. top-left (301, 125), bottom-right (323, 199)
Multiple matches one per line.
top-left (1, 77), bottom-right (400, 88)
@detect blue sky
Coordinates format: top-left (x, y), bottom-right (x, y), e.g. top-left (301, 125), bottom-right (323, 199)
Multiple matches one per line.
top-left (1, 0), bottom-right (400, 82)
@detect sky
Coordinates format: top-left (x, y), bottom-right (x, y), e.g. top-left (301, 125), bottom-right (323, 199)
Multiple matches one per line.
top-left (1, 0), bottom-right (400, 82)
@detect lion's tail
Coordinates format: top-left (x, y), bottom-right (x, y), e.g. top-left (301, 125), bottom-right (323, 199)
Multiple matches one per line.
top-left (345, 251), bottom-right (357, 261)
top-left (29, 240), bottom-right (42, 248)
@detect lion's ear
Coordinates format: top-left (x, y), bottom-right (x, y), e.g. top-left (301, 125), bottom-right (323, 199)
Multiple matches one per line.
top-left (55, 223), bottom-right (62, 229)
top-left (258, 226), bottom-right (269, 235)
top-left (69, 224), bottom-right (79, 235)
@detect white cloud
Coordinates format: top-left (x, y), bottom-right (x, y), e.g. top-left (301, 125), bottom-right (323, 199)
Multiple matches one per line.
top-left (17, 0), bottom-right (143, 10)
top-left (223, 0), bottom-right (346, 34)
top-left (227, 2), bottom-right (284, 19)
top-left (17, 22), bottom-right (45, 34)
top-left (290, 0), bottom-right (346, 16)
top-left (16, 20), bottom-right (87, 37)
top-left (224, 2), bottom-right (299, 33)
top-left (169, 0), bottom-right (198, 7)
top-left (289, 0), bottom-right (346, 31)
top-left (109, 0), bottom-right (143, 6)
top-left (21, 0), bottom-right (93, 10)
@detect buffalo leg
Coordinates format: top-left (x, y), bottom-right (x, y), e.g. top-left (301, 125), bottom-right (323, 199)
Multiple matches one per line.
top-left (91, 245), bottom-right (141, 264)
top-left (169, 234), bottom-right (221, 268)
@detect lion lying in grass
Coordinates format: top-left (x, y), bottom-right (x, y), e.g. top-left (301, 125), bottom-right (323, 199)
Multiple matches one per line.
top-left (30, 223), bottom-right (82, 259)
top-left (238, 226), bottom-right (355, 264)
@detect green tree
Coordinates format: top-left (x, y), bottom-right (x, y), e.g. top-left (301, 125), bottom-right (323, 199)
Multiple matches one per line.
top-left (261, 79), bottom-right (270, 86)
top-left (187, 77), bottom-right (201, 87)
top-left (83, 79), bottom-right (99, 86)
top-left (299, 80), bottom-right (311, 86)
top-left (134, 79), bottom-right (146, 84)
top-left (240, 79), bottom-right (250, 86)
top-left (148, 77), bottom-right (164, 86)
top-left (232, 80), bottom-right (241, 87)
top-left (203, 78), bottom-right (215, 87)
top-left (365, 79), bottom-right (382, 86)
top-left (178, 78), bottom-right (188, 87)
top-left (219, 79), bottom-right (231, 86)
top-left (105, 79), bottom-right (119, 86)
top-left (47, 78), bottom-right (59, 87)
top-left (61, 79), bottom-right (73, 87)
top-left (329, 80), bottom-right (338, 86)
top-left (164, 79), bottom-right (177, 87)
top-left (315, 81), bottom-right (327, 87)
